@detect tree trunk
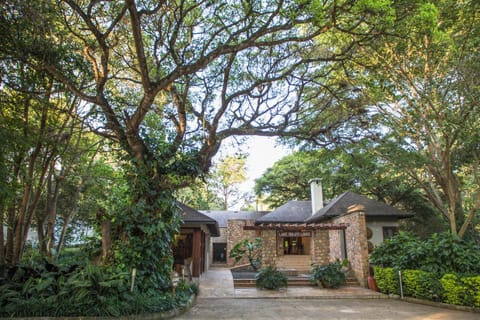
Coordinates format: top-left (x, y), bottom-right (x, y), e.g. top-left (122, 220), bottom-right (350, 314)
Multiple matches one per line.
top-left (97, 208), bottom-right (112, 263)
top-left (5, 205), bottom-right (16, 265)
top-left (46, 165), bottom-right (62, 257)
top-left (0, 209), bottom-right (4, 267)
top-left (56, 207), bottom-right (77, 257)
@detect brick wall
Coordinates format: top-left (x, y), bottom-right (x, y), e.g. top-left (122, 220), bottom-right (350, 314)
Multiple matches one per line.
top-left (226, 219), bottom-right (259, 267)
top-left (330, 209), bottom-right (369, 287)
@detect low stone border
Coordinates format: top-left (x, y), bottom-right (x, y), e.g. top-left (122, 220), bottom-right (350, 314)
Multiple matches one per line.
top-left (0, 294), bottom-right (196, 320)
top-left (388, 294), bottom-right (480, 314)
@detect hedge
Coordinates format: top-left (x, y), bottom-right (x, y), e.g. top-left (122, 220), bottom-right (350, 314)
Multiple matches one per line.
top-left (440, 274), bottom-right (480, 308)
top-left (402, 269), bottom-right (442, 301)
top-left (374, 267), bottom-right (480, 308)
top-left (373, 267), bottom-right (399, 295)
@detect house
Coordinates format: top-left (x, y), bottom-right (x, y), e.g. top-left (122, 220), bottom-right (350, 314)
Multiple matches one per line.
top-left (200, 210), bottom-right (269, 265)
top-left (173, 203), bottom-right (220, 278)
top-left (204, 179), bottom-right (412, 287)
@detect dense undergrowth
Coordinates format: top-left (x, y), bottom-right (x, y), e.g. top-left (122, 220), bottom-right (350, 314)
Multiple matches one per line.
top-left (0, 257), bottom-right (197, 317)
top-left (371, 232), bottom-right (480, 308)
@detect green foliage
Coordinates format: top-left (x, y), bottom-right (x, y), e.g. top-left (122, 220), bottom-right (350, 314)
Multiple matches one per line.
top-left (254, 145), bottom-right (443, 238)
top-left (0, 261), bottom-right (197, 317)
top-left (310, 262), bottom-right (346, 289)
top-left (374, 267), bottom-right (480, 307)
top-left (441, 274), bottom-right (480, 308)
top-left (370, 232), bottom-right (480, 275)
top-left (229, 238), bottom-right (262, 271)
top-left (402, 269), bottom-right (442, 301)
top-left (373, 267), bottom-right (399, 295)
top-left (462, 276), bottom-right (480, 308)
top-left (440, 274), bottom-right (466, 306)
top-left (369, 232), bottom-right (424, 270)
top-left (255, 265), bottom-right (288, 290)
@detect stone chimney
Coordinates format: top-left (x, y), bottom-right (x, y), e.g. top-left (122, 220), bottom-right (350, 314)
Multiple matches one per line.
top-left (310, 178), bottom-right (323, 215)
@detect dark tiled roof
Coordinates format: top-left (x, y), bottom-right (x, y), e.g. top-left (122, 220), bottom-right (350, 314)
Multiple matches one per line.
top-left (177, 203), bottom-right (220, 236)
top-left (201, 210), bottom-right (270, 228)
top-left (255, 201), bottom-right (313, 224)
top-left (253, 192), bottom-right (412, 225)
top-left (306, 192), bottom-right (413, 223)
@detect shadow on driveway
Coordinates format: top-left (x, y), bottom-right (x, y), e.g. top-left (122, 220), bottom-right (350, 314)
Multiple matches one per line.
top-left (177, 298), bottom-right (479, 320)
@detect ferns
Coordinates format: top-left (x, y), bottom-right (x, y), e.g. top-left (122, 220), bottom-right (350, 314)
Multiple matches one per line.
top-left (0, 261), bottom-right (196, 317)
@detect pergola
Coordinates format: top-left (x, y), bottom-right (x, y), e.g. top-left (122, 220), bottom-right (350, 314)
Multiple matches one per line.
top-left (243, 223), bottom-right (348, 231)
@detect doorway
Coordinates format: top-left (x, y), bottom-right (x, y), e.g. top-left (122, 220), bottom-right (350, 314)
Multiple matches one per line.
top-left (213, 243), bottom-right (227, 263)
top-left (283, 237), bottom-right (310, 255)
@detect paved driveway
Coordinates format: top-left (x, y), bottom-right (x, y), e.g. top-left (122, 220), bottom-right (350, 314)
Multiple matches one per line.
top-left (176, 298), bottom-right (479, 320)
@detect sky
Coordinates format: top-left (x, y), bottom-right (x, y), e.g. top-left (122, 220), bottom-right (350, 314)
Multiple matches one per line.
top-left (215, 136), bottom-right (292, 209)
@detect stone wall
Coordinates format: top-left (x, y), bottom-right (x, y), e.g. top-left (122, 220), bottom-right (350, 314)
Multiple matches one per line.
top-left (330, 209), bottom-right (369, 287)
top-left (226, 219), bottom-right (259, 267)
top-left (261, 230), bottom-right (277, 267)
top-left (311, 230), bottom-right (330, 265)
top-left (212, 227), bottom-right (227, 243)
top-left (329, 229), bottom-right (342, 261)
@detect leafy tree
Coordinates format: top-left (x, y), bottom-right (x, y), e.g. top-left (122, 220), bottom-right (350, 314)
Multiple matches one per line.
top-left (356, 0), bottom-right (480, 238)
top-left (0, 63), bottom-right (83, 265)
top-left (174, 178), bottom-right (224, 210)
top-left (286, 0), bottom-right (480, 239)
top-left (212, 155), bottom-right (247, 210)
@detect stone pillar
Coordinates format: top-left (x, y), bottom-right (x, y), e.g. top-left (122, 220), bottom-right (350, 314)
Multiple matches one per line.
top-left (261, 230), bottom-right (277, 267)
top-left (343, 205), bottom-right (369, 287)
top-left (312, 230), bottom-right (330, 265)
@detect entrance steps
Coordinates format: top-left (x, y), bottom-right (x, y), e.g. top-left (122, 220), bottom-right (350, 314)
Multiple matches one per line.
top-left (234, 277), bottom-right (312, 287)
top-left (234, 276), bottom-right (359, 288)
top-left (276, 255), bottom-right (311, 274)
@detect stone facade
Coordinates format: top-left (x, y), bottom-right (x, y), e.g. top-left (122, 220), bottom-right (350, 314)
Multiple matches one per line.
top-left (311, 230), bottom-right (330, 265)
top-left (260, 230), bottom-right (277, 267)
top-left (226, 219), bottom-right (259, 267)
top-left (329, 229), bottom-right (342, 261)
top-left (330, 209), bottom-right (369, 287)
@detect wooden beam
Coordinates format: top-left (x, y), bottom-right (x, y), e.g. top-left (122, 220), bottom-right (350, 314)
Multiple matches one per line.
top-left (243, 223), bottom-right (348, 231)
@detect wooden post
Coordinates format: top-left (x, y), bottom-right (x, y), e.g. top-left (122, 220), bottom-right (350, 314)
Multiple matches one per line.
top-left (192, 229), bottom-right (202, 277)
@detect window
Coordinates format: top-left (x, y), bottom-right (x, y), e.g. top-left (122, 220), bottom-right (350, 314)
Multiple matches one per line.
top-left (382, 226), bottom-right (399, 240)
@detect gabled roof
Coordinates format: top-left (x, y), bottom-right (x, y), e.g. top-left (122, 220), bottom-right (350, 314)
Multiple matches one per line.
top-left (255, 200), bottom-right (312, 224)
top-left (202, 210), bottom-right (270, 228)
top-left (255, 192), bottom-right (413, 225)
top-left (177, 203), bottom-right (220, 236)
top-left (306, 192), bottom-right (413, 223)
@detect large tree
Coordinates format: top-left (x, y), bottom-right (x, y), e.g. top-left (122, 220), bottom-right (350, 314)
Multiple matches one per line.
top-left (1, 0), bottom-right (384, 290)
top-left (358, 0), bottom-right (480, 238)
top-left (285, 0), bottom-right (480, 239)
top-left (255, 144), bottom-right (445, 237)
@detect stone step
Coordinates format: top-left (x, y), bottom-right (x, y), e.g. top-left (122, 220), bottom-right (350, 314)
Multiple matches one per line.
top-left (233, 278), bottom-right (313, 288)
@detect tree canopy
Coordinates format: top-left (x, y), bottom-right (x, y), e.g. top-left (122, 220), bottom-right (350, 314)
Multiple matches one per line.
top-left (1, 0), bottom-right (393, 293)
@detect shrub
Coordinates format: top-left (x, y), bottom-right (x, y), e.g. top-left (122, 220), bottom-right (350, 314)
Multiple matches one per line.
top-left (402, 269), bottom-right (442, 301)
top-left (441, 274), bottom-right (480, 308)
top-left (462, 276), bottom-right (480, 308)
top-left (310, 262), bottom-right (346, 289)
top-left (255, 265), bottom-right (287, 290)
top-left (370, 232), bottom-right (480, 275)
top-left (369, 232), bottom-right (423, 270)
top-left (229, 238), bottom-right (262, 271)
top-left (373, 267), bottom-right (399, 295)
top-left (440, 274), bottom-right (465, 306)
top-left (0, 261), bottom-right (196, 317)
